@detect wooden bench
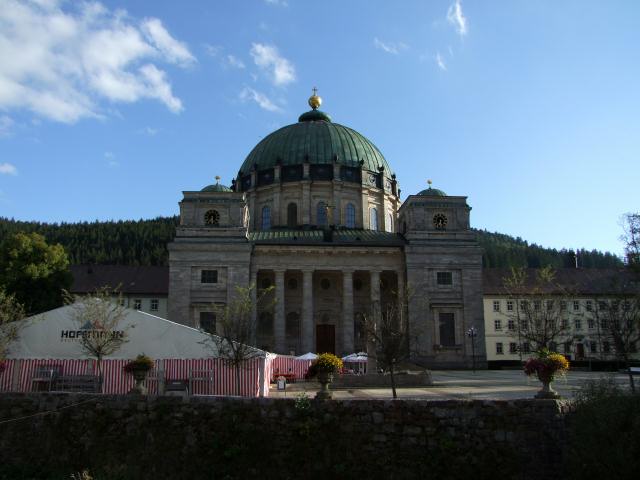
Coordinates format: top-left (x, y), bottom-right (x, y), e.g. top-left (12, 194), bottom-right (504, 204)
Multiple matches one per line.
top-left (54, 375), bottom-right (101, 393)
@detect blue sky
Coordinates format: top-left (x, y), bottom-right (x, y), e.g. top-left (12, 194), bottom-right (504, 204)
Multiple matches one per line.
top-left (0, 0), bottom-right (638, 256)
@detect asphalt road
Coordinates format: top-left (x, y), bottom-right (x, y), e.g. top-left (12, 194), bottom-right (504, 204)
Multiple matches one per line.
top-left (269, 369), bottom-right (633, 400)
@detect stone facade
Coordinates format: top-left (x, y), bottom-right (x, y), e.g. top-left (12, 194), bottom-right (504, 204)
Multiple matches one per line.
top-left (168, 95), bottom-right (486, 367)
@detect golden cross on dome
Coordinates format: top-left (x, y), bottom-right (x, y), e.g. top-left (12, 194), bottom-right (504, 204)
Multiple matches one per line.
top-left (215, 176), bottom-right (221, 183)
top-left (312, 86), bottom-right (318, 96)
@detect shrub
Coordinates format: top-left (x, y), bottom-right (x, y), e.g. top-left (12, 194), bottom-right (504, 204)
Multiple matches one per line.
top-left (568, 377), bottom-right (640, 480)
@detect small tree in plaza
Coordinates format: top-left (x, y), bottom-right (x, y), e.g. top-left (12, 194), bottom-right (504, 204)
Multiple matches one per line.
top-left (361, 293), bottom-right (416, 399)
top-left (0, 288), bottom-right (25, 364)
top-left (586, 291), bottom-right (640, 392)
top-left (502, 266), bottom-right (574, 352)
top-left (64, 287), bottom-right (131, 383)
top-left (203, 284), bottom-right (273, 396)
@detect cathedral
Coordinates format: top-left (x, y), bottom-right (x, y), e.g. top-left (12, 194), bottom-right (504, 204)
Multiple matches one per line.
top-left (168, 91), bottom-right (486, 368)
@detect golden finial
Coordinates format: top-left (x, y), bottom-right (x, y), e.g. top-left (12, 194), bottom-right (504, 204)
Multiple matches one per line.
top-left (215, 175), bottom-right (221, 183)
top-left (308, 87), bottom-right (322, 110)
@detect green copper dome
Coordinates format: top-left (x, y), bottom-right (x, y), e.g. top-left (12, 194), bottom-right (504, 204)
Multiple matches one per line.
top-left (417, 186), bottom-right (447, 196)
top-left (238, 106), bottom-right (393, 176)
top-left (201, 183), bottom-right (232, 192)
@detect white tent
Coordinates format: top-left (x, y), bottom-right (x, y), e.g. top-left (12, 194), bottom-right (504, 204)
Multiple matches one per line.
top-left (8, 304), bottom-right (266, 360)
top-left (295, 352), bottom-right (318, 360)
top-left (342, 352), bottom-right (368, 363)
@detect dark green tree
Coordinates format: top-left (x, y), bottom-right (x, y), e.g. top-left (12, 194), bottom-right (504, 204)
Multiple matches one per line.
top-left (0, 232), bottom-right (72, 315)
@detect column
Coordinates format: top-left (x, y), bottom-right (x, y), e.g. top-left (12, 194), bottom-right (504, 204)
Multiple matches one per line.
top-left (250, 269), bottom-right (257, 345)
top-left (274, 269), bottom-right (286, 353)
top-left (342, 270), bottom-right (354, 354)
top-left (301, 269), bottom-right (314, 352)
top-left (367, 270), bottom-right (382, 375)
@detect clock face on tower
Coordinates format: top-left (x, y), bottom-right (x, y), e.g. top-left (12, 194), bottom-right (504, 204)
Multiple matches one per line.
top-left (204, 209), bottom-right (220, 226)
top-left (433, 213), bottom-right (448, 230)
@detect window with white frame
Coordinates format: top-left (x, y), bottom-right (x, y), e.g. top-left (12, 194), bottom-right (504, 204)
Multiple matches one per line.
top-left (560, 301), bottom-right (567, 311)
top-left (133, 299), bottom-right (142, 310)
top-left (533, 300), bottom-right (541, 311)
top-left (345, 203), bottom-right (356, 228)
top-left (493, 300), bottom-right (500, 312)
top-left (507, 319), bottom-right (515, 331)
top-left (317, 202), bottom-right (327, 226)
top-left (509, 342), bottom-right (518, 354)
top-left (564, 342), bottom-right (571, 354)
top-left (150, 299), bottom-right (159, 311)
top-left (573, 300), bottom-right (580, 311)
top-left (590, 341), bottom-right (597, 353)
top-left (588, 318), bottom-right (595, 329)
top-left (370, 207), bottom-right (378, 231)
top-left (522, 342), bottom-right (531, 354)
top-left (496, 342), bottom-right (504, 355)
top-left (261, 205), bottom-right (271, 230)
top-left (506, 301), bottom-right (514, 311)
top-left (494, 319), bottom-right (502, 331)
top-left (586, 300), bottom-right (593, 311)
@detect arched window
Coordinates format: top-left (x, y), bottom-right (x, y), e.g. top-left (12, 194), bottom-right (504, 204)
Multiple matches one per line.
top-left (370, 207), bottom-right (378, 231)
top-left (258, 311), bottom-right (273, 336)
top-left (287, 202), bottom-right (297, 228)
top-left (345, 203), bottom-right (356, 228)
top-left (286, 312), bottom-right (300, 345)
top-left (261, 205), bottom-right (271, 230)
top-left (204, 209), bottom-right (220, 226)
top-left (317, 201), bottom-right (327, 226)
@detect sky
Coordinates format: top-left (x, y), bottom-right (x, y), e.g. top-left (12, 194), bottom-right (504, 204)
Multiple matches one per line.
top-left (0, 0), bottom-right (638, 257)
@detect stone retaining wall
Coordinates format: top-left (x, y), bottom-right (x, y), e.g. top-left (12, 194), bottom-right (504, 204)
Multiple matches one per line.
top-left (0, 393), bottom-right (572, 479)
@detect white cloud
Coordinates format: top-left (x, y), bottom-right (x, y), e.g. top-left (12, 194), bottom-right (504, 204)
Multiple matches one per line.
top-left (0, 1), bottom-right (195, 123)
top-left (373, 37), bottom-right (408, 55)
top-left (239, 87), bottom-right (281, 112)
top-left (0, 163), bottom-right (18, 175)
top-left (436, 52), bottom-right (447, 71)
top-left (141, 126), bottom-right (158, 136)
top-left (204, 43), bottom-right (222, 57)
top-left (104, 151), bottom-right (114, 159)
top-left (226, 55), bottom-right (245, 69)
top-left (140, 18), bottom-right (195, 67)
top-left (0, 115), bottom-right (14, 136)
top-left (447, 0), bottom-right (468, 36)
top-left (250, 43), bottom-right (295, 86)
top-left (264, 0), bottom-right (288, 6)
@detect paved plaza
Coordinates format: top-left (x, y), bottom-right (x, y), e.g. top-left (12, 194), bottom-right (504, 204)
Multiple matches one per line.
top-left (270, 370), bottom-right (632, 401)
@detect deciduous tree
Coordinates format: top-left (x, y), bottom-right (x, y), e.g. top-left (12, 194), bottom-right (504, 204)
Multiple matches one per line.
top-left (0, 288), bottom-right (25, 363)
top-left (0, 232), bottom-right (72, 315)
top-left (202, 284), bottom-right (273, 396)
top-left (64, 288), bottom-right (131, 384)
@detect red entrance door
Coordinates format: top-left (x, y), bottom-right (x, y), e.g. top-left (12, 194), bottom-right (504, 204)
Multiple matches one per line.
top-left (316, 325), bottom-right (335, 354)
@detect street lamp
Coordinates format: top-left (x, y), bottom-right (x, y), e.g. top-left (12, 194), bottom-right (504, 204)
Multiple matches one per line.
top-left (466, 326), bottom-right (478, 373)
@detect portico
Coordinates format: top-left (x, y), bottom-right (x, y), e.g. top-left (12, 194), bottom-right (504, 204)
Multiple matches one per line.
top-left (250, 245), bottom-right (405, 356)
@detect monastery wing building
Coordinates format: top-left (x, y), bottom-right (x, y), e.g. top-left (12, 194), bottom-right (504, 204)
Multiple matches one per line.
top-left (168, 92), bottom-right (486, 368)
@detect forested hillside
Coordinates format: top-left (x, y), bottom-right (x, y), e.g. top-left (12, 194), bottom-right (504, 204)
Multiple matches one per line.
top-left (0, 216), bottom-right (178, 266)
top-left (0, 217), bottom-right (622, 268)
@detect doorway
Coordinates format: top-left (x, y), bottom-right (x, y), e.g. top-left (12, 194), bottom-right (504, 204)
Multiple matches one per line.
top-left (316, 325), bottom-right (335, 354)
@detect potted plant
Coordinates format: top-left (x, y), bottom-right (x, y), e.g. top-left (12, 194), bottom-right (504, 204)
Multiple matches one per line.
top-left (524, 348), bottom-right (570, 399)
top-left (123, 354), bottom-right (154, 395)
top-left (307, 353), bottom-right (343, 400)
